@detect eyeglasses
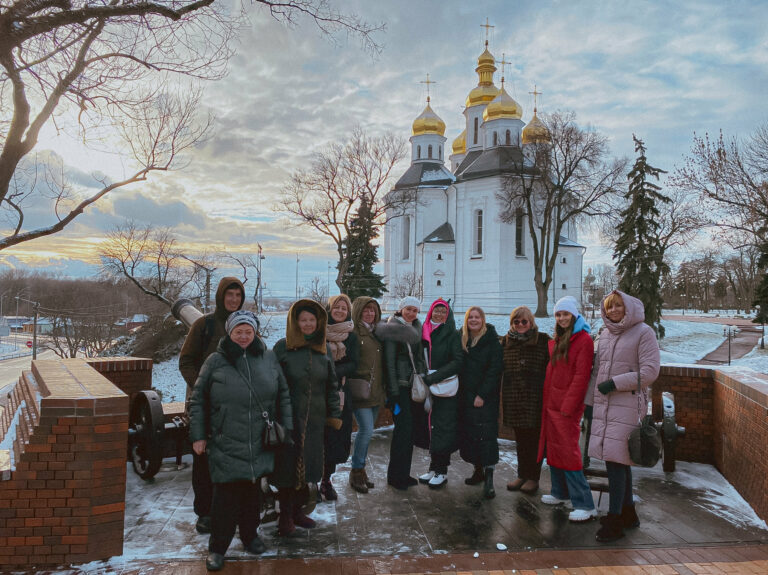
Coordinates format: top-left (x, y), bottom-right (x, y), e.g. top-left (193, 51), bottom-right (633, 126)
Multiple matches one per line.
top-left (512, 319), bottom-right (529, 326)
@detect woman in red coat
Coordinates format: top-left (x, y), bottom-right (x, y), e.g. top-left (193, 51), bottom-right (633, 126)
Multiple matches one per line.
top-left (537, 296), bottom-right (596, 522)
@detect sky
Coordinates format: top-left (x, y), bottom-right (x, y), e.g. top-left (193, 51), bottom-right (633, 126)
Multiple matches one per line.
top-left (2, 0), bottom-right (767, 297)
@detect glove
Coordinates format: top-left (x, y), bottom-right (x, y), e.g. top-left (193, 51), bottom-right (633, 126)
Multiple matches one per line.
top-left (597, 379), bottom-right (617, 395)
top-left (385, 396), bottom-right (398, 411)
top-left (583, 405), bottom-right (593, 420)
top-left (325, 417), bottom-right (343, 430)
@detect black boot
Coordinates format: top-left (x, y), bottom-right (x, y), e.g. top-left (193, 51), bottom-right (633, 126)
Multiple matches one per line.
top-left (483, 467), bottom-right (495, 499)
top-left (465, 465), bottom-right (485, 485)
top-left (595, 513), bottom-right (625, 542)
top-left (205, 553), bottom-right (224, 571)
top-left (620, 504), bottom-right (640, 528)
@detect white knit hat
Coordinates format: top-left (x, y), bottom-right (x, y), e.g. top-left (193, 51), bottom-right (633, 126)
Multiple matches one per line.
top-left (553, 296), bottom-right (580, 317)
top-left (398, 296), bottom-right (421, 311)
top-left (225, 310), bottom-right (260, 335)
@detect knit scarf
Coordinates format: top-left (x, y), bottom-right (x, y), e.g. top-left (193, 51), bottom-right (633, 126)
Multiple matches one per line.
top-left (326, 320), bottom-right (354, 361)
top-left (507, 328), bottom-right (537, 343)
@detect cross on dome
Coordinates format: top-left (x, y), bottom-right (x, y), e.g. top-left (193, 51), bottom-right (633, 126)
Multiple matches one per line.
top-left (529, 84), bottom-right (542, 112)
top-left (420, 73), bottom-right (436, 103)
top-left (481, 17), bottom-right (494, 48)
top-left (497, 53), bottom-right (511, 87)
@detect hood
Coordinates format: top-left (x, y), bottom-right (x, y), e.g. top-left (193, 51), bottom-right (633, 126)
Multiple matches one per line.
top-left (423, 298), bottom-right (455, 342)
top-left (572, 314), bottom-right (591, 336)
top-left (214, 276), bottom-right (245, 320)
top-left (351, 296), bottom-right (381, 326)
top-left (601, 289), bottom-right (646, 335)
top-left (286, 299), bottom-right (328, 353)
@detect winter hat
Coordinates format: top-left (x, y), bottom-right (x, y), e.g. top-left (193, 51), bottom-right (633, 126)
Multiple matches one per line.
top-left (553, 296), bottom-right (580, 317)
top-left (398, 296), bottom-right (421, 311)
top-left (225, 310), bottom-right (260, 335)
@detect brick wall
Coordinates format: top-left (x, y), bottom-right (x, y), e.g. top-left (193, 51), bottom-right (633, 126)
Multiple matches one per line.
top-left (85, 357), bottom-right (152, 401)
top-left (0, 359), bottom-right (129, 569)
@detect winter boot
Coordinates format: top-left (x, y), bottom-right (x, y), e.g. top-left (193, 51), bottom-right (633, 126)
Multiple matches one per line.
top-left (620, 504), bottom-right (640, 528)
top-left (320, 479), bottom-right (338, 501)
top-left (362, 467), bottom-right (375, 488)
top-left (483, 467), bottom-right (495, 499)
top-left (277, 490), bottom-right (298, 537)
top-left (350, 468), bottom-right (369, 494)
top-left (595, 513), bottom-right (625, 542)
top-left (465, 465), bottom-right (485, 485)
top-left (292, 491), bottom-right (317, 529)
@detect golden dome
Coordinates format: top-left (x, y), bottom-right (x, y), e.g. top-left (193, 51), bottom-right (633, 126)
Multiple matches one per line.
top-left (522, 110), bottom-right (550, 144)
top-left (465, 47), bottom-right (498, 107)
top-left (451, 129), bottom-right (466, 155)
top-left (483, 85), bottom-right (522, 121)
top-left (412, 100), bottom-right (446, 136)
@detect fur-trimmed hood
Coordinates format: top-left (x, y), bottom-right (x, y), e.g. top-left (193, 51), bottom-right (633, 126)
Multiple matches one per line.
top-left (380, 314), bottom-right (422, 345)
top-left (286, 299), bottom-right (328, 353)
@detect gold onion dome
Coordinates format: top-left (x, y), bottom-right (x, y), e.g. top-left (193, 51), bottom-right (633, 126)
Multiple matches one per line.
top-left (452, 129), bottom-right (466, 155)
top-left (466, 47), bottom-right (499, 107)
top-left (522, 109), bottom-right (550, 144)
top-left (412, 99), bottom-right (446, 136)
top-left (483, 85), bottom-right (522, 121)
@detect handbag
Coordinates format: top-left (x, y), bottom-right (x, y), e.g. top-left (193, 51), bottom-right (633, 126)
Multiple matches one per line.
top-left (627, 374), bottom-right (662, 467)
top-left (347, 355), bottom-right (375, 402)
top-left (236, 365), bottom-right (291, 450)
top-left (406, 344), bottom-right (429, 403)
top-left (429, 374), bottom-right (458, 397)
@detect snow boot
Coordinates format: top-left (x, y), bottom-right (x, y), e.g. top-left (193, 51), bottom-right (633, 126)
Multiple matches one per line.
top-left (350, 468), bottom-right (369, 494)
top-left (277, 490), bottom-right (298, 537)
top-left (595, 513), bottom-right (625, 542)
top-left (465, 465), bottom-right (485, 485)
top-left (362, 467), bottom-right (375, 488)
top-left (320, 479), bottom-right (338, 501)
top-left (621, 504), bottom-right (640, 528)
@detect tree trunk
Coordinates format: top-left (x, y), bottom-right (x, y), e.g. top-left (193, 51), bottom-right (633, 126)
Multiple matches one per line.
top-left (534, 281), bottom-right (549, 317)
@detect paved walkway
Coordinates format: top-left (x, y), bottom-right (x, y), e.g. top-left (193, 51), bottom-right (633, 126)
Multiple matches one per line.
top-left (662, 314), bottom-right (764, 365)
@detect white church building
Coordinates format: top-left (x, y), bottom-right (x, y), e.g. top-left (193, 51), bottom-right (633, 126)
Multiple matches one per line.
top-left (382, 44), bottom-right (585, 315)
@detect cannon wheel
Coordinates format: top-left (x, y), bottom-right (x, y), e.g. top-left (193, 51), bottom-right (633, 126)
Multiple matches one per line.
top-left (129, 390), bottom-right (165, 480)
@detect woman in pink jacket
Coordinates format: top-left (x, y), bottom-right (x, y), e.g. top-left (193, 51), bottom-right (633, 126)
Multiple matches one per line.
top-left (587, 290), bottom-right (660, 542)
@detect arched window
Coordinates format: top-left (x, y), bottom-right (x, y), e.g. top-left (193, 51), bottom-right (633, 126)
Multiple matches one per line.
top-left (437, 280), bottom-right (442, 287)
top-left (439, 146), bottom-right (442, 160)
top-left (515, 208), bottom-right (525, 256)
top-left (493, 132), bottom-right (498, 146)
top-left (437, 253), bottom-right (442, 260)
top-left (506, 130), bottom-right (511, 145)
top-left (473, 117), bottom-right (478, 145)
top-left (401, 217), bottom-right (411, 260)
top-left (417, 145), bottom-right (421, 159)
top-left (428, 144), bottom-right (433, 159)
top-left (473, 209), bottom-right (483, 256)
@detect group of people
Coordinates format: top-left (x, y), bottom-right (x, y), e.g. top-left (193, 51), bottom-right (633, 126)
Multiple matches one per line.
top-left (180, 277), bottom-right (660, 571)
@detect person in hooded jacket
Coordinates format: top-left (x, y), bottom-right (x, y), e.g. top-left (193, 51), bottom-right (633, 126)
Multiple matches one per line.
top-left (537, 296), bottom-right (597, 523)
top-left (189, 311), bottom-right (292, 571)
top-left (417, 298), bottom-right (464, 489)
top-left (383, 296), bottom-right (426, 490)
top-left (457, 306), bottom-right (503, 498)
top-left (271, 299), bottom-right (342, 537)
top-left (179, 277), bottom-right (245, 535)
top-left (587, 290), bottom-right (660, 543)
top-left (320, 294), bottom-right (360, 501)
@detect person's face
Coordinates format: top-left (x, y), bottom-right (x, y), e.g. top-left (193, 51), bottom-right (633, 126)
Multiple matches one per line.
top-left (401, 305), bottom-right (419, 323)
top-left (298, 310), bottom-right (318, 335)
top-left (511, 315), bottom-right (531, 334)
top-left (467, 310), bottom-right (483, 334)
top-left (361, 303), bottom-right (377, 324)
top-left (223, 287), bottom-right (242, 312)
top-left (330, 300), bottom-right (349, 323)
top-left (430, 305), bottom-right (448, 324)
top-left (231, 324), bottom-right (255, 349)
top-left (605, 299), bottom-right (626, 323)
top-left (555, 311), bottom-right (574, 329)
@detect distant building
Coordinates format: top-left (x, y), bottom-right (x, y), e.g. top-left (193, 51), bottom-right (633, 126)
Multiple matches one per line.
top-left (22, 318), bottom-right (53, 335)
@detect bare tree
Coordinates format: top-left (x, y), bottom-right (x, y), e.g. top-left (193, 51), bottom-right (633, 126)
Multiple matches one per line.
top-left (304, 276), bottom-right (328, 305)
top-left (720, 246), bottom-right (760, 314)
top-left (390, 271), bottom-right (423, 301)
top-left (0, 0), bottom-right (383, 251)
top-left (279, 127), bottom-right (408, 289)
top-left (497, 111), bottom-right (626, 316)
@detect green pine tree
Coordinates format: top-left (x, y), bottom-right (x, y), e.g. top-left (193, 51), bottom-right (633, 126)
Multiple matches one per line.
top-left (614, 135), bottom-right (670, 338)
top-left (752, 234), bottom-right (768, 332)
top-left (340, 197), bottom-right (386, 300)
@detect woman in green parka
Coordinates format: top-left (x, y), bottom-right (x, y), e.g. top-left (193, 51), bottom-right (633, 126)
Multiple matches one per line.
top-left (189, 311), bottom-right (292, 571)
top-left (272, 299), bottom-right (342, 537)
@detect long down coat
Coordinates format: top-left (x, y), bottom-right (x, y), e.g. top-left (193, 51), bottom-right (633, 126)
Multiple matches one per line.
top-left (587, 291), bottom-right (661, 466)
top-left (189, 335), bottom-right (293, 484)
top-left (537, 317), bottom-right (594, 471)
top-left (458, 324), bottom-right (503, 467)
top-left (271, 299), bottom-right (342, 488)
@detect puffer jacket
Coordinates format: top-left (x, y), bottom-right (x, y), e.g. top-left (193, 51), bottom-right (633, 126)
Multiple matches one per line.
top-left (588, 290), bottom-right (661, 466)
top-left (383, 315), bottom-right (425, 399)
top-left (189, 335), bottom-right (293, 484)
top-left (350, 297), bottom-right (386, 409)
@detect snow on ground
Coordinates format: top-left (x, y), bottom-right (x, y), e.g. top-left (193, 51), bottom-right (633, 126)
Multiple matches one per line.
top-left (732, 340), bottom-right (768, 373)
top-left (657, 319), bottom-right (725, 364)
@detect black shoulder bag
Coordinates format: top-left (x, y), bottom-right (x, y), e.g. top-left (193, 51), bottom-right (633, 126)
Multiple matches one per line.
top-left (627, 373), bottom-right (662, 467)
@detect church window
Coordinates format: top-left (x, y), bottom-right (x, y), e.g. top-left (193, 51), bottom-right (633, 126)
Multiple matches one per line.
top-left (515, 208), bottom-right (525, 256)
top-left (493, 132), bottom-right (498, 146)
top-left (506, 130), bottom-right (511, 145)
top-left (401, 217), bottom-right (411, 260)
top-left (473, 118), bottom-right (478, 144)
top-left (439, 146), bottom-right (442, 160)
top-left (437, 253), bottom-right (442, 260)
top-left (437, 280), bottom-right (442, 287)
top-left (562, 283), bottom-right (567, 289)
top-left (473, 209), bottom-right (483, 256)
top-left (417, 145), bottom-right (421, 159)
top-left (561, 256), bottom-right (567, 264)
top-left (428, 144), bottom-right (433, 159)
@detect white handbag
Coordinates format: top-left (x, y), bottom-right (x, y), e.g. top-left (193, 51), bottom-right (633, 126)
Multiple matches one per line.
top-left (429, 374), bottom-right (459, 397)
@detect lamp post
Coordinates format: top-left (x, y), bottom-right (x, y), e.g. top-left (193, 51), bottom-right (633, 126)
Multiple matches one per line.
top-left (295, 254), bottom-right (300, 301)
top-left (723, 326), bottom-right (733, 365)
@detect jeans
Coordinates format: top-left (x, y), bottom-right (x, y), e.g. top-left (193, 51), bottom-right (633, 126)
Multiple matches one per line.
top-left (352, 406), bottom-right (380, 469)
top-left (606, 461), bottom-right (634, 515)
top-left (549, 465), bottom-right (595, 511)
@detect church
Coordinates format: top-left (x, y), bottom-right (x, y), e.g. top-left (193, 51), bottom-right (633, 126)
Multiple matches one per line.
top-left (382, 42), bottom-right (585, 315)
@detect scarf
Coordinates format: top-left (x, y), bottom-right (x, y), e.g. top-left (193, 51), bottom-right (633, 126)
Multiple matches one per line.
top-left (507, 328), bottom-right (536, 343)
top-left (326, 320), bottom-right (354, 361)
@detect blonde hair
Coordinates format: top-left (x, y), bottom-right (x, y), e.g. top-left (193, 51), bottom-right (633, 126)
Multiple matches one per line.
top-left (510, 306), bottom-right (537, 331)
top-left (327, 294), bottom-right (353, 321)
top-left (603, 291), bottom-right (624, 311)
top-left (461, 306), bottom-right (487, 351)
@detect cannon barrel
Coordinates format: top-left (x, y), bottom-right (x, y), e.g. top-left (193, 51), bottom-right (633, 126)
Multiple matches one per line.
top-left (171, 298), bottom-right (204, 329)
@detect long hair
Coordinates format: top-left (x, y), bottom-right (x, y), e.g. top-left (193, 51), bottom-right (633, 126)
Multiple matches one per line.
top-left (551, 313), bottom-right (576, 363)
top-left (510, 305), bottom-right (538, 342)
top-left (461, 306), bottom-right (487, 351)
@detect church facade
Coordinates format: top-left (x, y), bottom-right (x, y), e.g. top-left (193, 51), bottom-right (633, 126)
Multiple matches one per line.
top-left (382, 45), bottom-right (585, 315)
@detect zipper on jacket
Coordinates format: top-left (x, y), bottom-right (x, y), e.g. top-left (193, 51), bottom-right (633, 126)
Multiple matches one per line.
top-left (244, 349), bottom-right (256, 483)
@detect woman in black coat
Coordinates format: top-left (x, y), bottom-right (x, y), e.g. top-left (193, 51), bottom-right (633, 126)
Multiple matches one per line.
top-left (458, 306), bottom-right (503, 498)
top-left (417, 298), bottom-right (463, 489)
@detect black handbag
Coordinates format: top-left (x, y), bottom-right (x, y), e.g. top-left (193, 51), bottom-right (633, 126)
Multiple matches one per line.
top-left (627, 374), bottom-right (662, 467)
top-left (236, 364), bottom-right (291, 450)
top-left (347, 355), bottom-right (375, 401)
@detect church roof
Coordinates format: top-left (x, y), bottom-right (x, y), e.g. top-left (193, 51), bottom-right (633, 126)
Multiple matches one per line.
top-left (454, 147), bottom-right (534, 181)
top-left (558, 235), bottom-right (585, 248)
top-left (393, 162), bottom-right (455, 190)
top-left (421, 222), bottom-right (455, 244)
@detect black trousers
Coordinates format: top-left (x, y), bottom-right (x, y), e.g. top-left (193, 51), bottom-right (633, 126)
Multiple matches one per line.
top-left (387, 387), bottom-right (415, 483)
top-left (513, 426), bottom-right (542, 481)
top-left (209, 481), bottom-right (261, 555)
top-left (192, 451), bottom-right (213, 517)
top-left (606, 461), bottom-right (634, 515)
top-left (429, 451), bottom-right (451, 474)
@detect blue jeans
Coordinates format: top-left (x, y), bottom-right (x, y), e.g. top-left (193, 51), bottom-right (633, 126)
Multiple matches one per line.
top-left (606, 461), bottom-right (634, 515)
top-left (352, 406), bottom-right (380, 469)
top-left (549, 466), bottom-right (595, 511)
